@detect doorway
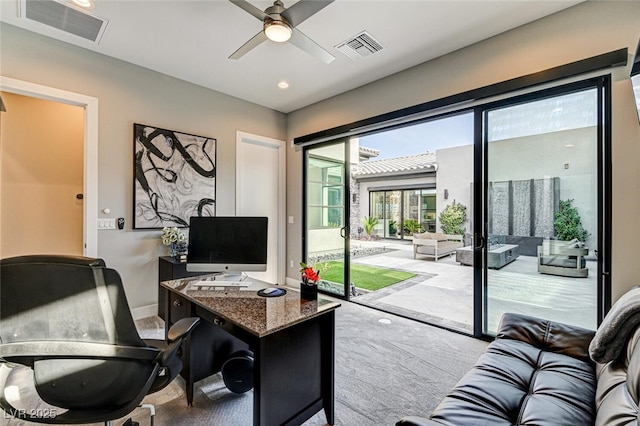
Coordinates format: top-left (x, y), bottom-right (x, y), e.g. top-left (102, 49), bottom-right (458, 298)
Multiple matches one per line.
top-left (479, 78), bottom-right (608, 335)
top-left (0, 92), bottom-right (84, 256)
top-left (0, 76), bottom-right (98, 257)
top-left (235, 131), bottom-right (286, 285)
top-left (301, 77), bottom-right (609, 338)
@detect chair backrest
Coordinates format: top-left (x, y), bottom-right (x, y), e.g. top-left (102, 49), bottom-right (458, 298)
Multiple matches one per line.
top-left (0, 255), bottom-right (156, 412)
top-left (0, 255), bottom-right (144, 347)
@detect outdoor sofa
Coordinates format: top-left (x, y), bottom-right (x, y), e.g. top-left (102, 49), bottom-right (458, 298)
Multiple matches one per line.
top-left (537, 238), bottom-right (589, 278)
top-left (412, 232), bottom-right (463, 261)
top-left (397, 286), bottom-right (640, 426)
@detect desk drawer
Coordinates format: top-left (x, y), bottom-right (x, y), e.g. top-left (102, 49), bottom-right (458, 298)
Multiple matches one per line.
top-left (169, 293), bottom-right (190, 324)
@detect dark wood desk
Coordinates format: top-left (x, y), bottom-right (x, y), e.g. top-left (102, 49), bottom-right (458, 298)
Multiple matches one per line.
top-left (161, 276), bottom-right (340, 426)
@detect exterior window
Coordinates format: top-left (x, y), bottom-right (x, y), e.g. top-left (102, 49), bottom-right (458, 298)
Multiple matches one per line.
top-left (369, 188), bottom-right (436, 239)
top-left (307, 156), bottom-right (344, 229)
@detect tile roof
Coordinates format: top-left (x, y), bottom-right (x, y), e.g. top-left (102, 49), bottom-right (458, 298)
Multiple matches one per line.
top-left (352, 152), bottom-right (437, 178)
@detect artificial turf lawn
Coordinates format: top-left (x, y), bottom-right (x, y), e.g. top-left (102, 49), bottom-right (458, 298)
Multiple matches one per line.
top-left (318, 261), bottom-right (416, 291)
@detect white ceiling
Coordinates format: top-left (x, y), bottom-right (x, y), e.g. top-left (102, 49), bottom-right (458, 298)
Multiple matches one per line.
top-left (0, 0), bottom-right (584, 113)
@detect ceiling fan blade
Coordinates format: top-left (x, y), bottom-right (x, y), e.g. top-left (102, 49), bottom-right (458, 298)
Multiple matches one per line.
top-left (229, 31), bottom-right (268, 60)
top-left (289, 28), bottom-right (335, 64)
top-left (281, 0), bottom-right (334, 27)
top-left (229, 0), bottom-right (269, 21)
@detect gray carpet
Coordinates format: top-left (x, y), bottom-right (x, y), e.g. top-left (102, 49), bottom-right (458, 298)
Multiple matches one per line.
top-left (2, 299), bottom-right (488, 426)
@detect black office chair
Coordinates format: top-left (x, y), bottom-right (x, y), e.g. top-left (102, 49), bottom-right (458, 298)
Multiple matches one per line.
top-left (0, 255), bottom-right (199, 425)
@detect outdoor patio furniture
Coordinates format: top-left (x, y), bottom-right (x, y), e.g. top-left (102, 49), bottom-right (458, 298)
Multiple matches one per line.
top-left (412, 232), bottom-right (463, 261)
top-left (456, 243), bottom-right (519, 269)
top-left (537, 239), bottom-right (588, 278)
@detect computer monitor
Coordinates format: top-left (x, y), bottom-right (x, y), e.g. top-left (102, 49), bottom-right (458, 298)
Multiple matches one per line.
top-left (186, 216), bottom-right (268, 273)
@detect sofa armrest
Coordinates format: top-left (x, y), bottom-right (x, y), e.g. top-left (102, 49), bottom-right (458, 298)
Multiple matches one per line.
top-left (396, 416), bottom-right (442, 426)
top-left (496, 312), bottom-right (595, 363)
top-left (445, 234), bottom-right (463, 242)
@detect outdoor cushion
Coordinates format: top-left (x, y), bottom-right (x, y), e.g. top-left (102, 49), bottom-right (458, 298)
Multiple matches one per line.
top-left (414, 232), bottom-right (433, 240)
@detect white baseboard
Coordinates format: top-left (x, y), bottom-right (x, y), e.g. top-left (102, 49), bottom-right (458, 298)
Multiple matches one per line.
top-left (131, 304), bottom-right (158, 320)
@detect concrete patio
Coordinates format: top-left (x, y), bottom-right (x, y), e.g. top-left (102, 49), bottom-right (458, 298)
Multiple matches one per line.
top-left (345, 239), bottom-right (598, 334)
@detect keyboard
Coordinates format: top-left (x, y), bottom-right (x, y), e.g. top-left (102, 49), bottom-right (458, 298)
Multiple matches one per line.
top-left (192, 280), bottom-right (251, 289)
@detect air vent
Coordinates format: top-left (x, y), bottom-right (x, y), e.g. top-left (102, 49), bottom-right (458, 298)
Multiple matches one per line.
top-left (335, 31), bottom-right (384, 60)
top-left (21, 0), bottom-right (108, 43)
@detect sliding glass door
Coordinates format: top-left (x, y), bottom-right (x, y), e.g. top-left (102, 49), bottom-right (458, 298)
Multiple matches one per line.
top-left (480, 79), bottom-right (609, 335)
top-left (304, 142), bottom-right (350, 298)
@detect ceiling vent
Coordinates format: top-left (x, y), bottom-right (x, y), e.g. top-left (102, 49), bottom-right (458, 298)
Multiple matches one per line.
top-left (335, 31), bottom-right (384, 60)
top-left (21, 0), bottom-right (108, 43)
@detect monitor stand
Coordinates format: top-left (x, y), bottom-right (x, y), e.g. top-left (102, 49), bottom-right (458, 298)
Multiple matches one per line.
top-left (213, 272), bottom-right (247, 282)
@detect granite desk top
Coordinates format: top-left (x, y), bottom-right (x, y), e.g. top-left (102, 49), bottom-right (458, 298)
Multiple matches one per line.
top-left (161, 275), bottom-right (341, 338)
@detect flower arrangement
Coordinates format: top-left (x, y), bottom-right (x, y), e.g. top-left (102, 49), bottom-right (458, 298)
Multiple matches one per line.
top-left (299, 262), bottom-right (320, 286)
top-left (161, 226), bottom-right (186, 246)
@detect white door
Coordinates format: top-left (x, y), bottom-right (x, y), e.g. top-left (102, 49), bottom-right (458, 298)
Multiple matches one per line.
top-left (236, 131), bottom-right (285, 284)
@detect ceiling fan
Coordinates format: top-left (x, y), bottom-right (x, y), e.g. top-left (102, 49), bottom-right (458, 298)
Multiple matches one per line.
top-left (228, 0), bottom-right (335, 64)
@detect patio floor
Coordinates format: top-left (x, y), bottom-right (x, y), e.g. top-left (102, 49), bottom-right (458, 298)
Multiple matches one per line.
top-left (345, 239), bottom-right (598, 334)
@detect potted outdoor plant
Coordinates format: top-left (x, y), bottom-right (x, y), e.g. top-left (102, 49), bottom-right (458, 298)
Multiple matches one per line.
top-left (554, 199), bottom-right (590, 242)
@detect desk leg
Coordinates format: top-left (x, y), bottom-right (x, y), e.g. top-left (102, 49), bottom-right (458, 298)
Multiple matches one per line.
top-left (321, 311), bottom-right (336, 425)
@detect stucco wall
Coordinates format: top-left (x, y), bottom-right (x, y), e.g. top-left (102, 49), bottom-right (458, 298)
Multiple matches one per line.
top-left (285, 1), bottom-right (640, 304)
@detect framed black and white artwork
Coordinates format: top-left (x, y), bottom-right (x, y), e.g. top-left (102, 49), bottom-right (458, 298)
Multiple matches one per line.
top-left (133, 123), bottom-right (216, 229)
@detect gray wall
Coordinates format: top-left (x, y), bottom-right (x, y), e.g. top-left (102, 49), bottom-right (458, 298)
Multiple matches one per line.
top-left (0, 23), bottom-right (286, 311)
top-left (285, 1), bottom-right (640, 303)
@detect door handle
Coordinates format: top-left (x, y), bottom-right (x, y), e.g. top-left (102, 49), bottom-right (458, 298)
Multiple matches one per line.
top-left (475, 234), bottom-right (485, 250)
top-left (340, 227), bottom-right (347, 238)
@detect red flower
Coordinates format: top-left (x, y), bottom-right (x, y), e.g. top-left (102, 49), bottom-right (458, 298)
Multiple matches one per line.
top-left (300, 262), bottom-right (320, 284)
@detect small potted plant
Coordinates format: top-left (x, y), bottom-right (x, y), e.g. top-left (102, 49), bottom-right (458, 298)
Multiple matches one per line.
top-left (161, 226), bottom-right (187, 258)
top-left (299, 262), bottom-right (320, 301)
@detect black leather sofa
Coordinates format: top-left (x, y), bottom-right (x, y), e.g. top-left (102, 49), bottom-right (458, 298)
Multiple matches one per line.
top-left (397, 309), bottom-right (640, 425)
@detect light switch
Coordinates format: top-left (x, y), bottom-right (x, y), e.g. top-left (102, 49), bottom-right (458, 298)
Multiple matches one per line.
top-left (288, 216), bottom-right (294, 224)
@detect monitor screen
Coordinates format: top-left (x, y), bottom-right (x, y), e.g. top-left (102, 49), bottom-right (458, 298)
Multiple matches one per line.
top-left (186, 216), bottom-right (268, 273)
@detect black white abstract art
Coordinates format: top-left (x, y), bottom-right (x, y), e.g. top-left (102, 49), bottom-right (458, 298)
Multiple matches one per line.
top-left (133, 123), bottom-right (216, 229)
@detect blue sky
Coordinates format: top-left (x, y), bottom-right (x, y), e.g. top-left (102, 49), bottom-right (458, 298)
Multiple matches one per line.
top-left (359, 112), bottom-right (474, 160)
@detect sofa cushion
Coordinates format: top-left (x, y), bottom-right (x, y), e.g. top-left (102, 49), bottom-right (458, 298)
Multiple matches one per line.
top-left (539, 255), bottom-right (586, 269)
top-left (431, 233), bottom-right (448, 241)
top-left (414, 232), bottom-right (432, 240)
top-left (422, 314), bottom-right (596, 426)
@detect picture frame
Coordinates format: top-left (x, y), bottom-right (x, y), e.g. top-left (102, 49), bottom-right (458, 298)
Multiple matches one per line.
top-left (133, 123), bottom-right (216, 229)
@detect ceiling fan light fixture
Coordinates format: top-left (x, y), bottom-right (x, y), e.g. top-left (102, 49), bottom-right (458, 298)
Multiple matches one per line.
top-left (264, 20), bottom-right (292, 43)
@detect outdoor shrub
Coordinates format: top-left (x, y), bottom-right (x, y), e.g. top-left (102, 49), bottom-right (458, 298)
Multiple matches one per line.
top-left (403, 219), bottom-right (423, 234)
top-left (439, 201), bottom-right (467, 236)
top-left (554, 199), bottom-right (590, 242)
top-left (361, 216), bottom-right (379, 236)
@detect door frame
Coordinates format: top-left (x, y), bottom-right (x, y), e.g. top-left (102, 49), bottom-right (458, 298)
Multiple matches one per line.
top-left (474, 76), bottom-right (612, 337)
top-left (235, 131), bottom-right (286, 284)
top-left (302, 140), bottom-right (351, 300)
top-left (0, 76), bottom-right (98, 257)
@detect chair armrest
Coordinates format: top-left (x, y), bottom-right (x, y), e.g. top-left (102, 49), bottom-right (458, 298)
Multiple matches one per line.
top-left (496, 312), bottom-right (595, 363)
top-left (167, 317), bottom-right (200, 343)
top-left (0, 341), bottom-right (160, 361)
top-left (446, 234), bottom-right (463, 242)
top-left (396, 416), bottom-right (441, 426)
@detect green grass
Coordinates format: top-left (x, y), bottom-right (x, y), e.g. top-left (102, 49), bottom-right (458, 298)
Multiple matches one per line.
top-left (318, 261), bottom-right (416, 291)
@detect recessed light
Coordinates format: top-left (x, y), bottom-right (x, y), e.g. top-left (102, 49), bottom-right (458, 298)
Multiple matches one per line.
top-left (70, 0), bottom-right (94, 8)
top-left (565, 144), bottom-right (575, 148)
top-left (378, 318), bottom-right (392, 324)
top-left (277, 81), bottom-right (289, 89)
top-left (552, 107), bottom-right (563, 113)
